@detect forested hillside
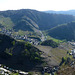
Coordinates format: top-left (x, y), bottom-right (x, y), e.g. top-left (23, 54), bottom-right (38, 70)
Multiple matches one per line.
top-left (41, 40), bottom-right (59, 48)
top-left (0, 9), bottom-right (75, 31)
top-left (0, 34), bottom-right (42, 71)
top-left (48, 21), bottom-right (75, 41)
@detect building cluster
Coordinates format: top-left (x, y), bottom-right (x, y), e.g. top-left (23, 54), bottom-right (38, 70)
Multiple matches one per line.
top-left (42, 66), bottom-right (59, 75)
top-left (68, 41), bottom-right (75, 46)
top-left (67, 41), bottom-right (75, 58)
top-left (0, 28), bottom-right (13, 36)
top-left (69, 49), bottom-right (75, 58)
top-left (0, 64), bottom-right (28, 75)
top-left (0, 28), bottom-right (40, 45)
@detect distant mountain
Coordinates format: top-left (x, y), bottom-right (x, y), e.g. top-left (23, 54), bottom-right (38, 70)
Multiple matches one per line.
top-left (48, 21), bottom-right (75, 41)
top-left (0, 9), bottom-right (75, 32)
top-left (0, 34), bottom-right (41, 71)
top-left (44, 10), bottom-right (75, 16)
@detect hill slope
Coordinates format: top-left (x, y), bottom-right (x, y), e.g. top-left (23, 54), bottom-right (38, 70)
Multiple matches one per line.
top-left (0, 9), bottom-right (75, 31)
top-left (48, 21), bottom-right (75, 41)
top-left (0, 34), bottom-right (42, 71)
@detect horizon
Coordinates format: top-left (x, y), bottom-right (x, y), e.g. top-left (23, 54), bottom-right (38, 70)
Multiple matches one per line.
top-left (0, 0), bottom-right (75, 11)
top-left (1, 8), bottom-right (75, 12)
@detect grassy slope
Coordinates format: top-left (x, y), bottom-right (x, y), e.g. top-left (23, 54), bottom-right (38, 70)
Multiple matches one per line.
top-left (57, 67), bottom-right (75, 75)
top-left (35, 42), bottom-right (73, 66)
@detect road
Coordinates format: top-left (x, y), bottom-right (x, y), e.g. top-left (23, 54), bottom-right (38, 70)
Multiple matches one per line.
top-left (39, 31), bottom-right (45, 42)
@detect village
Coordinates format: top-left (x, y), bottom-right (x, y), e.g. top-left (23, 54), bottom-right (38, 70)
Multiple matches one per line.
top-left (0, 28), bottom-right (75, 75)
top-left (0, 27), bottom-right (41, 45)
top-left (68, 41), bottom-right (75, 58)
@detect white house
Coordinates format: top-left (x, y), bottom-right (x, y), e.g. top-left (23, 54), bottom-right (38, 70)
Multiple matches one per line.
top-left (71, 49), bottom-right (75, 58)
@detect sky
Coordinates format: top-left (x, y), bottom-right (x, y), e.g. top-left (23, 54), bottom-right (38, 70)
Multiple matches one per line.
top-left (0, 0), bottom-right (75, 11)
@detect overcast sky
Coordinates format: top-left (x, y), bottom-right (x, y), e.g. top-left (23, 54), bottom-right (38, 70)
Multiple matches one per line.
top-left (0, 0), bottom-right (75, 11)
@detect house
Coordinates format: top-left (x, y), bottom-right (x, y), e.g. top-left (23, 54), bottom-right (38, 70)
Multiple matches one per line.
top-left (71, 49), bottom-right (75, 58)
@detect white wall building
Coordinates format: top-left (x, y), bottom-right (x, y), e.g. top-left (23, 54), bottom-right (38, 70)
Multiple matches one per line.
top-left (71, 49), bottom-right (75, 58)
